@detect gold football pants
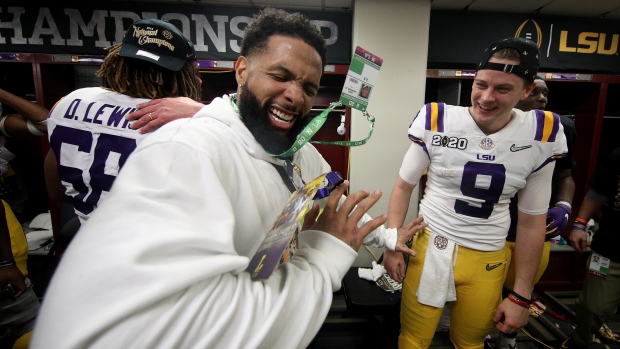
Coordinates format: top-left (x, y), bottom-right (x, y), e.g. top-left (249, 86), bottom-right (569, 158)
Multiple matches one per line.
top-left (399, 230), bottom-right (510, 349)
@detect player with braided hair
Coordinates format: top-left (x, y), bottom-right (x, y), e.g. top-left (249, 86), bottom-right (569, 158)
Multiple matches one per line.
top-left (44, 18), bottom-right (202, 226)
top-left (97, 40), bottom-right (201, 101)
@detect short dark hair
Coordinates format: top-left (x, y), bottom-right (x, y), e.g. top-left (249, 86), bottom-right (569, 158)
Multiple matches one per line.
top-left (240, 8), bottom-right (327, 69)
top-left (491, 48), bottom-right (521, 62)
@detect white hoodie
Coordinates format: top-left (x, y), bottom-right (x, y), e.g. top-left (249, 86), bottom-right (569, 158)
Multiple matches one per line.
top-left (32, 95), bottom-right (397, 349)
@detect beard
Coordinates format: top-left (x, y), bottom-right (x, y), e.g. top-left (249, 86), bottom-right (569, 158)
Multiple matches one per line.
top-left (237, 85), bottom-right (308, 155)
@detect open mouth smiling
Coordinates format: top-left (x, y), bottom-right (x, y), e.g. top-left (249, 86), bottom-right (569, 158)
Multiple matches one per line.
top-left (270, 107), bottom-right (296, 125)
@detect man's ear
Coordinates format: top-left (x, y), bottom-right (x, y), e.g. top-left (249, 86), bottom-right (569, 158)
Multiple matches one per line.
top-left (521, 81), bottom-right (536, 100)
top-left (235, 56), bottom-right (248, 86)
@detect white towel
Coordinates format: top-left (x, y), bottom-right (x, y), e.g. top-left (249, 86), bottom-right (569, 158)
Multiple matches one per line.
top-left (416, 232), bottom-right (457, 307)
top-left (358, 261), bottom-right (386, 281)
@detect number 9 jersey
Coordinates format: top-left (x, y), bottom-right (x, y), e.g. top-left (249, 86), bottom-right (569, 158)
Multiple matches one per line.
top-left (47, 87), bottom-right (150, 224)
top-left (400, 102), bottom-right (568, 251)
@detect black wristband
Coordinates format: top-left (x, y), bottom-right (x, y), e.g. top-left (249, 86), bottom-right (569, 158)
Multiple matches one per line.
top-left (509, 290), bottom-right (532, 305)
top-left (0, 259), bottom-right (16, 268)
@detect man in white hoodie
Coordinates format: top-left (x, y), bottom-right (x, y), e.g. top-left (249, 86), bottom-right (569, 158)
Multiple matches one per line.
top-left (31, 8), bottom-right (424, 349)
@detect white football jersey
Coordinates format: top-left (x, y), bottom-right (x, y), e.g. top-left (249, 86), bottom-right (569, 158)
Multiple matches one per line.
top-left (406, 103), bottom-right (568, 251)
top-left (47, 87), bottom-right (149, 223)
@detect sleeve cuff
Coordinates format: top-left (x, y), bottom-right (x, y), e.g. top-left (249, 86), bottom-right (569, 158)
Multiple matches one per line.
top-left (297, 230), bottom-right (357, 287)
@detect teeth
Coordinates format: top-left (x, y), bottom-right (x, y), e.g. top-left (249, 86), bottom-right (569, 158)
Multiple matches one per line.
top-left (270, 108), bottom-right (294, 122)
top-left (480, 105), bottom-right (493, 110)
top-left (272, 117), bottom-right (290, 125)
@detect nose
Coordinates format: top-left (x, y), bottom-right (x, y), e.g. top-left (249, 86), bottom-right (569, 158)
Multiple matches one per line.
top-left (479, 88), bottom-right (495, 103)
top-left (536, 93), bottom-right (547, 105)
top-left (283, 81), bottom-right (304, 106)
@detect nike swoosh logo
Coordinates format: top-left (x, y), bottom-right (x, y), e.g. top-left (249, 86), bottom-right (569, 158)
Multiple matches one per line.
top-left (486, 262), bottom-right (503, 271)
top-left (510, 144), bottom-right (532, 152)
top-left (186, 53), bottom-right (194, 58)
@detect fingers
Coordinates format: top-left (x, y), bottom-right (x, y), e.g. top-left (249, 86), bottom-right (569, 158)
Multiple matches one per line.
top-left (126, 99), bottom-right (162, 121)
top-left (496, 319), bottom-right (518, 334)
top-left (405, 215), bottom-right (426, 227)
top-left (399, 217), bottom-right (428, 243)
top-left (128, 97), bottom-right (205, 133)
top-left (569, 232), bottom-right (586, 253)
top-left (573, 240), bottom-right (582, 253)
top-left (398, 262), bottom-right (407, 281)
top-left (127, 99), bottom-right (173, 133)
top-left (383, 249), bottom-right (405, 283)
top-left (301, 202), bottom-right (320, 231)
top-left (128, 108), bottom-right (168, 134)
top-left (130, 116), bottom-right (150, 132)
top-left (310, 181), bottom-right (349, 233)
top-left (318, 183), bottom-right (387, 251)
top-left (385, 265), bottom-right (401, 283)
top-left (492, 307), bottom-right (504, 323)
top-left (398, 246), bottom-right (417, 257)
top-left (578, 239), bottom-right (587, 253)
top-left (14, 288), bottom-right (26, 298)
top-left (342, 189), bottom-right (383, 228)
top-left (128, 108), bottom-right (156, 132)
top-left (137, 116), bottom-right (167, 134)
top-left (323, 180), bottom-right (349, 214)
top-left (394, 216), bottom-right (426, 256)
top-left (356, 214), bottom-right (388, 243)
top-left (494, 299), bottom-right (529, 334)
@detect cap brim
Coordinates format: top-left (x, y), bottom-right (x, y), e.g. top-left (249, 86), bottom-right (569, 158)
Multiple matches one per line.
top-left (119, 43), bottom-right (187, 71)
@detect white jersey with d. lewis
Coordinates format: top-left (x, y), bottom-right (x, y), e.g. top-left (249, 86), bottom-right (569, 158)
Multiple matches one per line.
top-left (47, 87), bottom-right (149, 223)
top-left (404, 103), bottom-right (567, 251)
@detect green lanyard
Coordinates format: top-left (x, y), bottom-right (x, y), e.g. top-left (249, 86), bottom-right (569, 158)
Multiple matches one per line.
top-left (310, 111), bottom-right (375, 148)
top-left (230, 94), bottom-right (374, 157)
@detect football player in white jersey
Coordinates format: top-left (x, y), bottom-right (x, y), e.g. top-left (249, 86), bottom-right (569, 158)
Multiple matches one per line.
top-left (44, 18), bottom-right (202, 227)
top-left (383, 38), bottom-right (568, 349)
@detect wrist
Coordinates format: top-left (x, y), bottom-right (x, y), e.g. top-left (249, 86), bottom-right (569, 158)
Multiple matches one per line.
top-left (573, 219), bottom-right (587, 232)
top-left (556, 200), bottom-right (572, 209)
top-left (507, 290), bottom-right (532, 309)
top-left (0, 259), bottom-right (16, 268)
top-left (575, 217), bottom-right (588, 225)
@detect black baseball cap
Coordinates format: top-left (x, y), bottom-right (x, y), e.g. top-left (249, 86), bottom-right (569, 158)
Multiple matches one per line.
top-left (119, 18), bottom-right (196, 71)
top-left (476, 38), bottom-right (540, 83)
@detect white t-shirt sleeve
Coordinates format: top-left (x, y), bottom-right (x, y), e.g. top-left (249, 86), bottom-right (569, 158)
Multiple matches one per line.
top-left (517, 161), bottom-right (555, 215)
top-left (399, 143), bottom-right (430, 185)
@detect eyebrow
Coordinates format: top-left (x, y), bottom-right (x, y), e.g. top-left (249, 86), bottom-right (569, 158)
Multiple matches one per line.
top-left (474, 78), bottom-right (514, 89)
top-left (270, 65), bottom-right (319, 91)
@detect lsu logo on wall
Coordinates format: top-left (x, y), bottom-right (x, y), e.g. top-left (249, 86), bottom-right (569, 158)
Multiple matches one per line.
top-left (515, 19), bottom-right (543, 47)
top-left (515, 18), bottom-right (618, 56)
top-left (559, 31), bottom-right (618, 55)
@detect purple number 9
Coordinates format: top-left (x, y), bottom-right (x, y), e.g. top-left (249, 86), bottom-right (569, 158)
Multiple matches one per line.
top-left (454, 161), bottom-right (506, 219)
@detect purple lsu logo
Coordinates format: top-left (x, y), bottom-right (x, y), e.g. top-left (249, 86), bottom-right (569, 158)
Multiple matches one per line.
top-left (476, 154), bottom-right (495, 161)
